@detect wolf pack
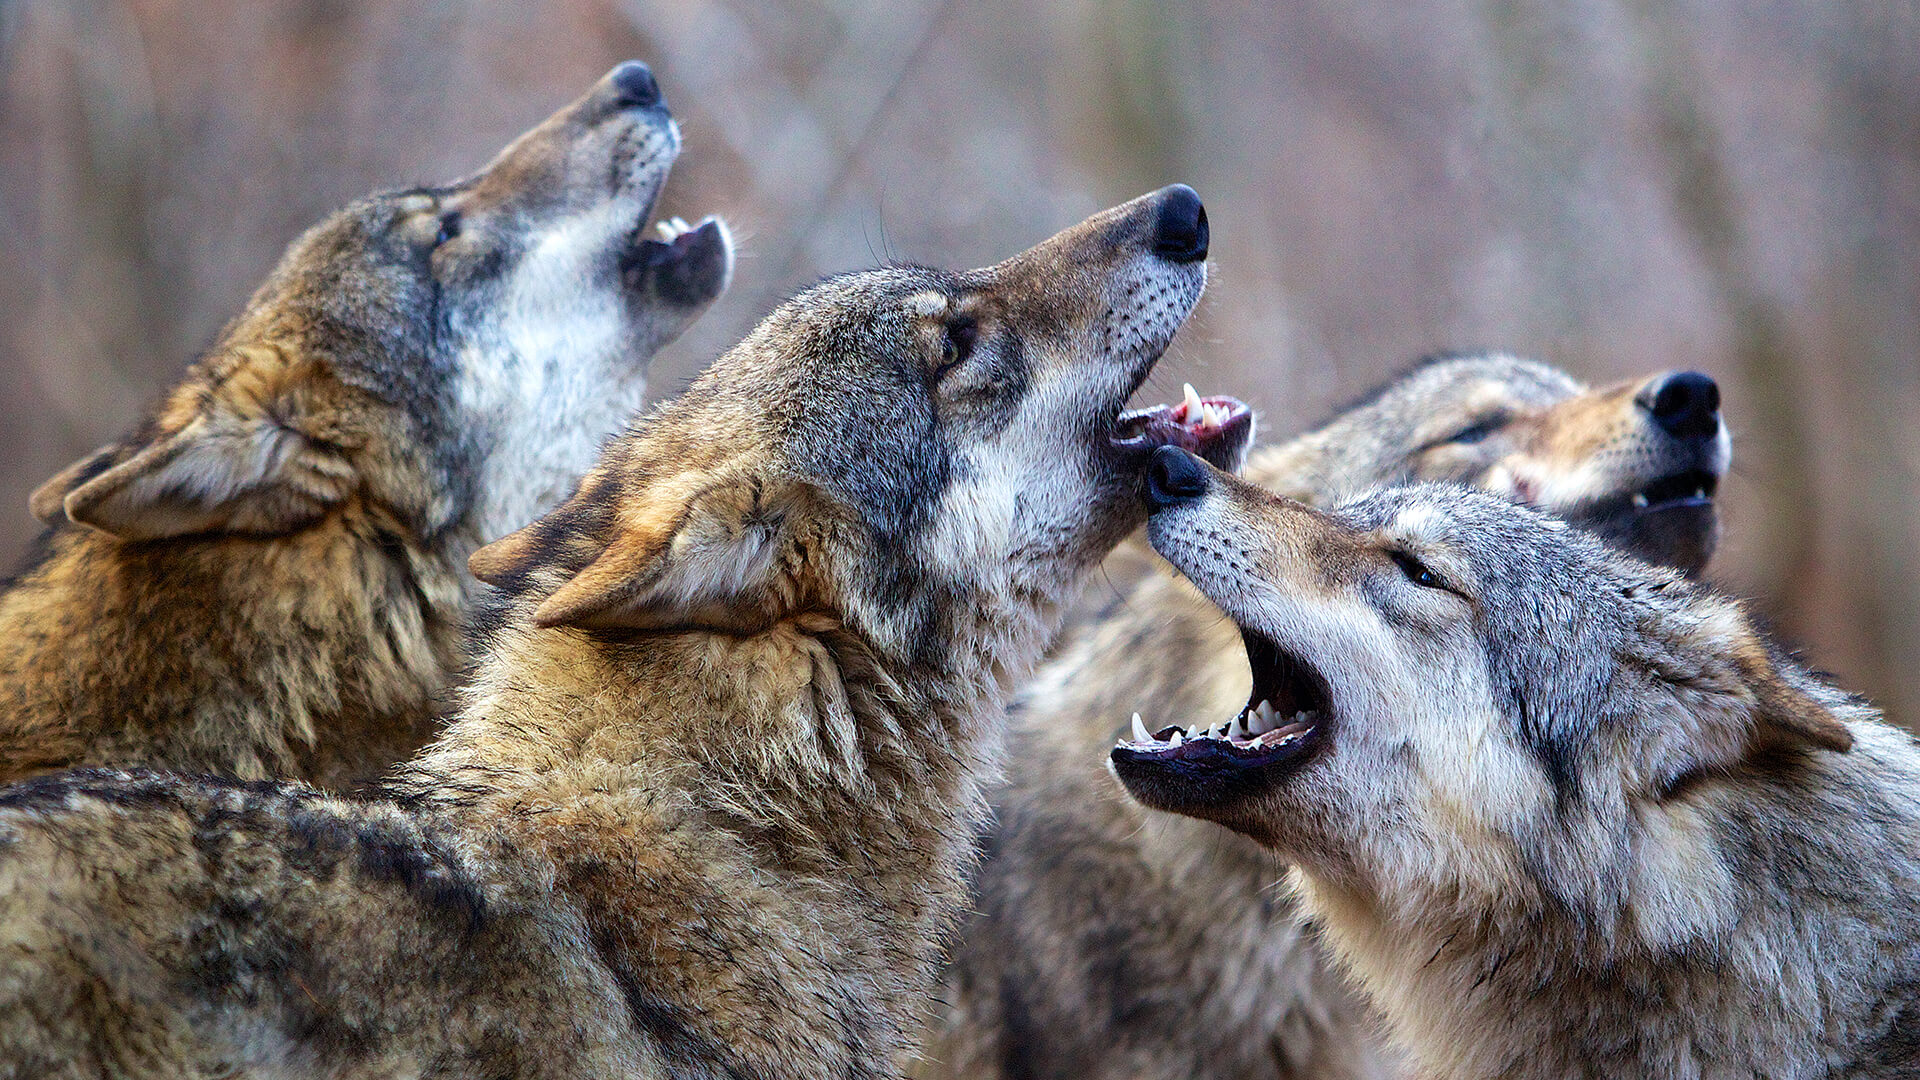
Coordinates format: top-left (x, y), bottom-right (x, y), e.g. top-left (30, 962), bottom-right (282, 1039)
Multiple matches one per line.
top-left (1, 62), bottom-right (1915, 1080)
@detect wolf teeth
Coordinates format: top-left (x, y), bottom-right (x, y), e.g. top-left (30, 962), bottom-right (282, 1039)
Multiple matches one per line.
top-left (1182, 382), bottom-right (1204, 419)
top-left (1229, 713), bottom-right (1248, 740)
top-left (655, 216), bottom-right (693, 241)
top-left (1632, 492), bottom-right (1650, 509)
top-left (1132, 713), bottom-right (1151, 742)
top-left (1168, 728), bottom-right (1184, 747)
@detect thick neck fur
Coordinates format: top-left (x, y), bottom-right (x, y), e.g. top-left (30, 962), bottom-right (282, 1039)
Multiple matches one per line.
top-left (1294, 719), bottom-right (1920, 1079)
top-left (0, 504), bottom-right (470, 789)
top-left (390, 568), bottom-right (1069, 1077)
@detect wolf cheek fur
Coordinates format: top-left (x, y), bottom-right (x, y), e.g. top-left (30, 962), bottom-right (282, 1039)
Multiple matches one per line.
top-left (0, 188), bottom-right (1250, 1079)
top-left (0, 62), bottom-right (732, 790)
top-left (1118, 454), bottom-right (1918, 1080)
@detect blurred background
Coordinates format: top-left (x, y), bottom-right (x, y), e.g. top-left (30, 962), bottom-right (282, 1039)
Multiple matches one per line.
top-left (2, 0), bottom-right (1915, 725)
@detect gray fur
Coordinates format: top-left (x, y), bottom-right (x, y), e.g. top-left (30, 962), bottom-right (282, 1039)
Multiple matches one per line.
top-left (920, 354), bottom-right (1730, 1080)
top-left (1121, 464), bottom-right (1920, 1079)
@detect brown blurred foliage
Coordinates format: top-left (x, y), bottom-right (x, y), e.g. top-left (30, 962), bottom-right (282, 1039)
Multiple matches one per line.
top-left (2, 0), bottom-right (1916, 725)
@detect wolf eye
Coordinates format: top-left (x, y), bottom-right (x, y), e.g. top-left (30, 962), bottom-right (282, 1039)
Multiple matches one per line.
top-left (936, 319), bottom-right (978, 379)
top-left (1445, 415), bottom-right (1505, 445)
top-left (1389, 550), bottom-right (1447, 591)
top-left (435, 212), bottom-right (463, 247)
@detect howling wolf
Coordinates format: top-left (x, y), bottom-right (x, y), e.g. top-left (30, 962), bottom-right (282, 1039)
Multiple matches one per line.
top-left (0, 187), bottom-right (1251, 1080)
top-left (1114, 446), bottom-right (1919, 1080)
top-left (0, 62), bottom-right (730, 789)
top-left (924, 353), bottom-right (1730, 1080)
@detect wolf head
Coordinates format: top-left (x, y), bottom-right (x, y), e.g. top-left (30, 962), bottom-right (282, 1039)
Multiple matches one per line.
top-left (1115, 448), bottom-right (1853, 928)
top-left (469, 186), bottom-right (1247, 663)
top-left (30, 62), bottom-right (730, 548)
top-left (1256, 353), bottom-right (1729, 575)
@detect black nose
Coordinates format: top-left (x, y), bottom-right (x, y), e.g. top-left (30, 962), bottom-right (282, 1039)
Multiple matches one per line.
top-left (1638, 371), bottom-right (1721, 441)
top-left (1146, 446), bottom-right (1211, 508)
top-left (609, 61), bottom-right (663, 110)
top-left (1150, 185), bottom-right (1209, 264)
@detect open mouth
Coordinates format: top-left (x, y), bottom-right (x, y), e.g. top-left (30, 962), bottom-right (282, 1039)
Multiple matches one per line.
top-left (624, 216), bottom-right (731, 304)
top-left (1630, 468), bottom-right (1719, 514)
top-left (1111, 383), bottom-right (1255, 470)
top-left (1111, 625), bottom-right (1330, 780)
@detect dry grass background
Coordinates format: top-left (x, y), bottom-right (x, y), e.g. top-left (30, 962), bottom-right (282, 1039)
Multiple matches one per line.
top-left (2, 0), bottom-right (1916, 725)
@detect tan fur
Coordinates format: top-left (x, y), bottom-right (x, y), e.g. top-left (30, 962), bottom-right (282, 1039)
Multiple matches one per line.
top-left (0, 187), bottom-right (1216, 1078)
top-left (0, 66), bottom-right (727, 789)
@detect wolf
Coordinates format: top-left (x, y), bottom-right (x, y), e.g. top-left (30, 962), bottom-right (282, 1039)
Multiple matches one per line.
top-left (1112, 446), bottom-right (1920, 1079)
top-left (0, 187), bottom-right (1255, 1080)
top-left (920, 353), bottom-right (1731, 1080)
top-left (0, 62), bottom-right (731, 790)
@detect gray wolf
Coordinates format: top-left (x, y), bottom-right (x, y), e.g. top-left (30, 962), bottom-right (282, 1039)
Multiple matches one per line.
top-left (0, 62), bottom-right (731, 789)
top-left (0, 187), bottom-right (1251, 1079)
top-left (1112, 446), bottom-right (1920, 1079)
top-left (921, 353), bottom-right (1731, 1080)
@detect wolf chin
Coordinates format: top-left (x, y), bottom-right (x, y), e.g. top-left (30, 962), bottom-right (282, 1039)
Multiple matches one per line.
top-left (1115, 447), bottom-right (1920, 1080)
top-left (0, 62), bottom-right (731, 790)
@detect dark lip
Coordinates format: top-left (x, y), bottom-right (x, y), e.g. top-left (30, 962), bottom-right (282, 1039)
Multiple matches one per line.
top-left (1110, 626), bottom-right (1331, 779)
top-left (625, 217), bottom-right (724, 273)
top-left (1110, 395), bottom-right (1255, 471)
top-left (1632, 467), bottom-right (1720, 514)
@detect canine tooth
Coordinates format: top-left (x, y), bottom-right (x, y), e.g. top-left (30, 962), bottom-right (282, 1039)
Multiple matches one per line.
top-left (1632, 492), bottom-right (1649, 509)
top-left (1132, 713), bottom-right (1151, 742)
top-left (1182, 382), bottom-right (1204, 418)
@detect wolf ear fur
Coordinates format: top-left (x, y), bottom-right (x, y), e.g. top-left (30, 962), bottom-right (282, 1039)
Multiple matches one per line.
top-left (31, 412), bottom-right (354, 541)
top-left (471, 470), bottom-right (810, 633)
top-left (1686, 600), bottom-right (1854, 758)
top-left (1740, 654), bottom-right (1853, 756)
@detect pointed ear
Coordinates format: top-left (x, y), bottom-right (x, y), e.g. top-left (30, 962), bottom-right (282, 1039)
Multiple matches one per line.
top-left (1653, 595), bottom-right (1854, 763)
top-left (472, 470), bottom-right (815, 633)
top-left (1737, 645), bottom-right (1854, 756)
top-left (30, 445), bottom-right (121, 524)
top-left (38, 411), bottom-right (356, 541)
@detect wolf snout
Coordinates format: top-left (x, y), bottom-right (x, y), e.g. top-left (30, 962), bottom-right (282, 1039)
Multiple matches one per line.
top-left (606, 61), bottom-right (664, 111)
top-left (1637, 370), bottom-right (1721, 442)
top-left (1147, 446), bottom-right (1212, 508)
top-left (1149, 184), bottom-right (1209, 264)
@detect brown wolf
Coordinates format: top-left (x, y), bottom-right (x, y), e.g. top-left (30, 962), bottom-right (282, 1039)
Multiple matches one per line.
top-left (921, 354), bottom-right (1731, 1080)
top-left (0, 188), bottom-right (1252, 1079)
top-left (0, 63), bottom-right (731, 790)
top-left (1115, 447), bottom-right (1919, 1079)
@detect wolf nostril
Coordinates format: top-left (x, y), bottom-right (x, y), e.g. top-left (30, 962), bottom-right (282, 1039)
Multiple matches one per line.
top-left (608, 61), bottom-right (663, 110)
top-left (1146, 446), bottom-right (1211, 508)
top-left (1639, 371), bottom-right (1722, 441)
top-left (1150, 185), bottom-right (1209, 264)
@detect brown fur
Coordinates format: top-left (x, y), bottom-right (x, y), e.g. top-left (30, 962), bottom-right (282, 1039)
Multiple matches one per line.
top-left (0, 65), bottom-right (727, 789)
top-left (0, 187), bottom-right (1215, 1078)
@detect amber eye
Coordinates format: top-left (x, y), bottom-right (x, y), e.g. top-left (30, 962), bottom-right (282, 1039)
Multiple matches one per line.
top-left (435, 211), bottom-right (462, 247)
top-left (1390, 549), bottom-right (1447, 591)
top-left (937, 318), bottom-right (978, 379)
